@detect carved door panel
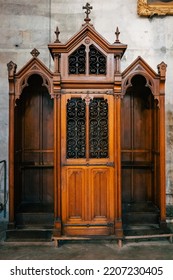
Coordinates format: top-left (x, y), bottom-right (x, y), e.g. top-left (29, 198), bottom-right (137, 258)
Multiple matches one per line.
top-left (121, 75), bottom-right (154, 204)
top-left (14, 74), bottom-right (54, 213)
top-left (61, 93), bottom-right (115, 236)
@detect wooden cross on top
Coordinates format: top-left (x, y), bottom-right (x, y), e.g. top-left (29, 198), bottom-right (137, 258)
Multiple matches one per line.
top-left (83, 3), bottom-right (93, 23)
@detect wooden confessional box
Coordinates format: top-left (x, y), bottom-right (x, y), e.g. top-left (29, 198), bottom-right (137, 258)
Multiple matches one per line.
top-left (7, 21), bottom-right (167, 243)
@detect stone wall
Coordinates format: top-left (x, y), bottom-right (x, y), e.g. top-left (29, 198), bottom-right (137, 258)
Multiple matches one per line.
top-left (0, 0), bottom-right (173, 219)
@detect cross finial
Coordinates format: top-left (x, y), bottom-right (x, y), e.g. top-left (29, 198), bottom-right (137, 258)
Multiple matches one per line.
top-left (54, 26), bottom-right (61, 43)
top-left (114, 27), bottom-right (120, 44)
top-left (83, 3), bottom-right (93, 23)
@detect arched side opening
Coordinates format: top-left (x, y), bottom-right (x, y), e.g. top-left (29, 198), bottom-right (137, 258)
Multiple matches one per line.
top-left (14, 74), bottom-right (54, 227)
top-left (121, 74), bottom-right (160, 231)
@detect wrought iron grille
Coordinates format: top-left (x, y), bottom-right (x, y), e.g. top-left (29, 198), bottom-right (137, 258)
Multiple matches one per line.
top-left (68, 45), bottom-right (86, 74)
top-left (67, 98), bottom-right (86, 158)
top-left (66, 97), bottom-right (108, 159)
top-left (89, 98), bottom-right (108, 158)
top-left (89, 45), bottom-right (106, 75)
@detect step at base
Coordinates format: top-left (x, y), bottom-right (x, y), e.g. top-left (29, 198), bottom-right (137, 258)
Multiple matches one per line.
top-left (15, 212), bottom-right (54, 226)
top-left (123, 212), bottom-right (159, 224)
top-left (5, 228), bottom-right (53, 242)
top-left (123, 223), bottom-right (171, 237)
top-left (123, 202), bottom-right (160, 225)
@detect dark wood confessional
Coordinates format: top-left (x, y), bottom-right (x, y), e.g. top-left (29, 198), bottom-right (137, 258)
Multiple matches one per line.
top-left (7, 3), bottom-right (168, 245)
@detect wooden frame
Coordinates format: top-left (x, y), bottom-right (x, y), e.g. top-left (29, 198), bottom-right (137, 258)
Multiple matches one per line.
top-left (138, 0), bottom-right (173, 16)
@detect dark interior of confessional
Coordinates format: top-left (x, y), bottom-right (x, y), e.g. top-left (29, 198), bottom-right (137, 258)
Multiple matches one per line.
top-left (121, 75), bottom-right (164, 235)
top-left (14, 74), bottom-right (54, 230)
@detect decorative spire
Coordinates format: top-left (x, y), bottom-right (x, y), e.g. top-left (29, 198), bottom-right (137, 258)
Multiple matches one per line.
top-left (157, 61), bottom-right (167, 80)
top-left (7, 61), bottom-right (17, 76)
top-left (114, 27), bottom-right (120, 44)
top-left (83, 2), bottom-right (93, 23)
top-left (30, 48), bottom-right (40, 57)
top-left (54, 26), bottom-right (61, 43)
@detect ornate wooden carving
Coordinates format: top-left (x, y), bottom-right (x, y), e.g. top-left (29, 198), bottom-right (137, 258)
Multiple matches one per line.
top-left (138, 0), bottom-right (173, 16)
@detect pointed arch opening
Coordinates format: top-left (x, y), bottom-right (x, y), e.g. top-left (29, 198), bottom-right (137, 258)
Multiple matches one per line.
top-left (121, 74), bottom-right (160, 229)
top-left (14, 73), bottom-right (54, 226)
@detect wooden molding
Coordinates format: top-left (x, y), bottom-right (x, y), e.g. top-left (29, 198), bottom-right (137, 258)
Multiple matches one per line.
top-left (48, 23), bottom-right (127, 57)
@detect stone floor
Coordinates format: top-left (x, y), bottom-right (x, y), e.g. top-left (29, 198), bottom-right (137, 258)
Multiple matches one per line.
top-left (0, 221), bottom-right (173, 260)
top-left (0, 239), bottom-right (173, 260)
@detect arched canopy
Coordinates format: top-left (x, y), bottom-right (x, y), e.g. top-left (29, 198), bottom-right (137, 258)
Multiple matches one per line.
top-left (122, 56), bottom-right (167, 104)
top-left (7, 50), bottom-right (53, 102)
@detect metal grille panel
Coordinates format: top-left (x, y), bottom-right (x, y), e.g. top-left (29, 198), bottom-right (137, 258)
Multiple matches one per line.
top-left (89, 98), bottom-right (108, 158)
top-left (67, 98), bottom-right (86, 158)
top-left (89, 45), bottom-right (106, 75)
top-left (69, 45), bottom-right (86, 74)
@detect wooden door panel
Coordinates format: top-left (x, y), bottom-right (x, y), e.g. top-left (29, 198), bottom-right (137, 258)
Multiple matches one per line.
top-left (90, 167), bottom-right (114, 221)
top-left (61, 93), bottom-right (115, 236)
top-left (62, 167), bottom-right (86, 223)
top-left (62, 167), bottom-right (114, 235)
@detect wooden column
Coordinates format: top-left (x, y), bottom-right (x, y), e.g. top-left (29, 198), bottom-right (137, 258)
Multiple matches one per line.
top-left (114, 54), bottom-right (123, 238)
top-left (157, 62), bottom-right (167, 227)
top-left (7, 61), bottom-right (17, 228)
top-left (159, 95), bottom-right (166, 225)
top-left (114, 94), bottom-right (123, 238)
top-left (53, 53), bottom-right (62, 236)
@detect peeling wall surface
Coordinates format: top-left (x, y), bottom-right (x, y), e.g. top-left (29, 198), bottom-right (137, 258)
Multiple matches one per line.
top-left (0, 0), bottom-right (173, 219)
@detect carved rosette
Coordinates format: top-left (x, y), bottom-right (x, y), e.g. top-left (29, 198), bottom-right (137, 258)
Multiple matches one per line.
top-left (138, 0), bottom-right (173, 16)
top-left (30, 48), bottom-right (40, 57)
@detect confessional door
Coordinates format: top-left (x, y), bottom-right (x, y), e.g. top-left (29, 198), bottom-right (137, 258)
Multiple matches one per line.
top-left (121, 75), bottom-right (156, 214)
top-left (61, 93), bottom-right (115, 236)
top-left (14, 74), bottom-right (54, 222)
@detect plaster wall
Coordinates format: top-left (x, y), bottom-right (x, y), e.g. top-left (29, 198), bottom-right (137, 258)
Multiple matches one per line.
top-left (0, 0), bottom-right (173, 219)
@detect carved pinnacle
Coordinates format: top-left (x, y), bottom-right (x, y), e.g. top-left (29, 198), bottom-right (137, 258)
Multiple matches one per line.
top-left (54, 26), bottom-right (61, 43)
top-left (114, 27), bottom-right (120, 44)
